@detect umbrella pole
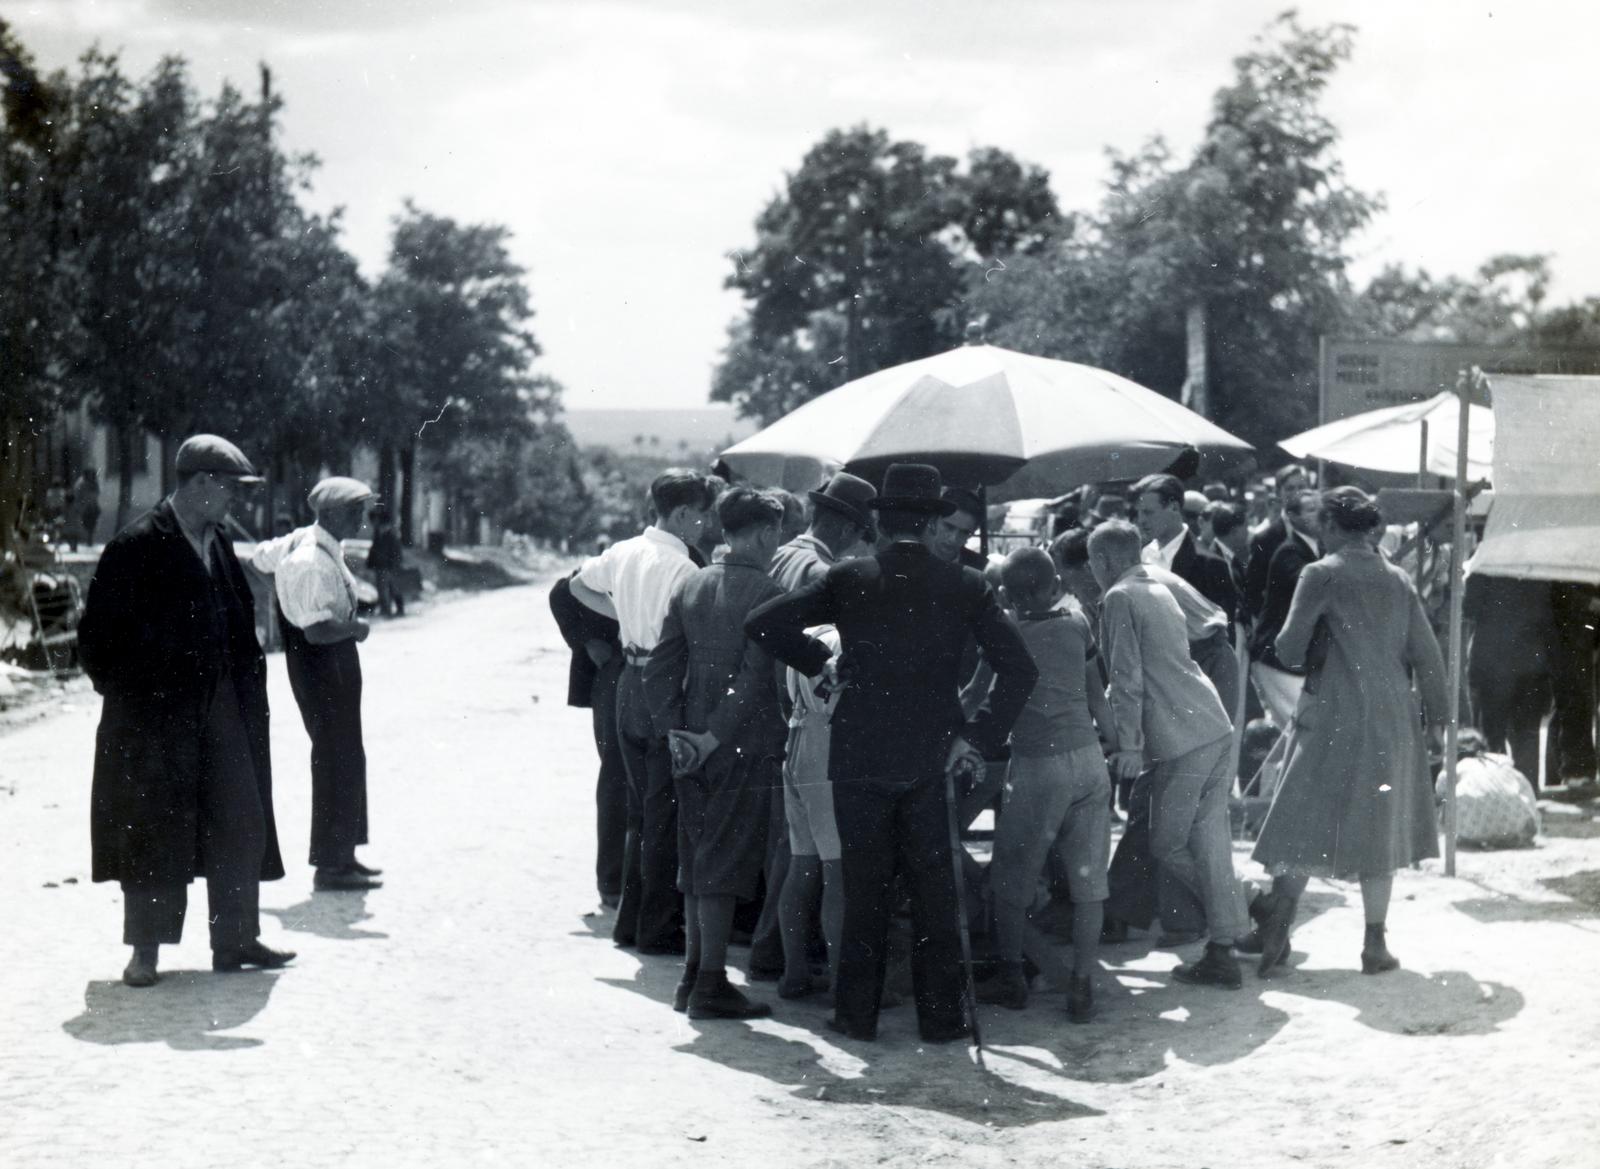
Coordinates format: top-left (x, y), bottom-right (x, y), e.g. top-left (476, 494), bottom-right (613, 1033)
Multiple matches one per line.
top-left (978, 485), bottom-right (989, 558)
top-left (1443, 371), bottom-right (1477, 877)
top-left (1416, 419), bottom-right (1429, 593)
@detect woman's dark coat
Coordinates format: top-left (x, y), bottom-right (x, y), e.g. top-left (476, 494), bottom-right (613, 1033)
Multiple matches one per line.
top-left (78, 501), bottom-right (284, 886)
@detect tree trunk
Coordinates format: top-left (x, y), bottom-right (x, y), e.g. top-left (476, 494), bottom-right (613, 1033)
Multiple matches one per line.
top-left (115, 423), bottom-right (135, 534)
top-left (399, 440), bottom-right (416, 547)
top-left (378, 438), bottom-right (396, 509)
top-left (0, 413), bottom-right (33, 560)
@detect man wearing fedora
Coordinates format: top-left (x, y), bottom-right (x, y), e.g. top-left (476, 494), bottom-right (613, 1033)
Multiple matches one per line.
top-left (252, 476), bottom-right (381, 891)
top-left (746, 463), bottom-right (1038, 1044)
top-left (79, 434), bottom-right (296, 987)
top-left (769, 472), bottom-right (876, 592)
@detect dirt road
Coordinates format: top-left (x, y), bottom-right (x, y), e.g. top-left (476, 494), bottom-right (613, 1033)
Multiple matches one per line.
top-left (4, 581), bottom-right (1598, 1168)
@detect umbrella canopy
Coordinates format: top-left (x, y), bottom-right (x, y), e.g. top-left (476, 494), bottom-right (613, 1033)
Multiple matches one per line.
top-left (1279, 392), bottom-right (1494, 482)
top-left (719, 344), bottom-right (1253, 491)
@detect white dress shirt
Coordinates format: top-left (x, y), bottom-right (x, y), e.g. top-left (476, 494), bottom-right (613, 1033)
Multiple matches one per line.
top-left (252, 524), bottom-right (357, 628)
top-left (575, 525), bottom-right (697, 652)
top-left (1142, 528), bottom-right (1188, 570)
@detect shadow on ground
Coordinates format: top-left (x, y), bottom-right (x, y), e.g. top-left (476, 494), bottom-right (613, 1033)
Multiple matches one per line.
top-left (62, 971), bottom-right (281, 1050)
top-left (600, 960), bottom-right (1102, 1129)
top-left (264, 889), bottom-right (387, 940)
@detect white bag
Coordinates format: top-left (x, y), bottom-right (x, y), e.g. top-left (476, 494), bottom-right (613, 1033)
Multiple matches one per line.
top-left (1437, 752), bottom-right (1540, 848)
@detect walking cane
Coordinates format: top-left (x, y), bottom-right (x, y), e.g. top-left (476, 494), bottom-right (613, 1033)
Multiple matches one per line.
top-left (942, 749), bottom-right (987, 1071)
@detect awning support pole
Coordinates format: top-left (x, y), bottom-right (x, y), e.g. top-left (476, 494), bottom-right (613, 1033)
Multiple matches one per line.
top-left (1443, 370), bottom-right (1477, 877)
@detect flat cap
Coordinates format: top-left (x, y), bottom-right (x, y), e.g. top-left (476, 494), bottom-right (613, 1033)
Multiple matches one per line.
top-left (307, 476), bottom-right (374, 513)
top-left (174, 434), bottom-right (263, 483)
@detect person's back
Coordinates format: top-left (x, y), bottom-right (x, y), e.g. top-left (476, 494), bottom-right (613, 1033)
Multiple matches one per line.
top-left (824, 543), bottom-right (993, 781)
top-left (1100, 567), bottom-right (1230, 762)
top-left (1009, 608), bottom-right (1100, 759)
top-left (668, 559), bottom-right (784, 738)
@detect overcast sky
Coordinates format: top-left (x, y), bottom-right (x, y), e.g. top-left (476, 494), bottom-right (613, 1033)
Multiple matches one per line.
top-left (11, 0), bottom-right (1599, 411)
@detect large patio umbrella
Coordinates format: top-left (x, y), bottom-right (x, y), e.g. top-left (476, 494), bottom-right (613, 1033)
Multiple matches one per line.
top-left (1278, 391), bottom-right (1494, 482)
top-left (719, 343), bottom-right (1253, 492)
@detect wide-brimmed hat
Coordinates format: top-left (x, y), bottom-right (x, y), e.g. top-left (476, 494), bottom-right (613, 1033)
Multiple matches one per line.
top-left (808, 472), bottom-right (877, 529)
top-left (174, 434), bottom-right (263, 484)
top-left (870, 463), bottom-right (956, 516)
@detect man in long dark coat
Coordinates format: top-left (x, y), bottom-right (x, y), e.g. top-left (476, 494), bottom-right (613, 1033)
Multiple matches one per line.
top-left (746, 464), bottom-right (1038, 1044)
top-left (78, 434), bottom-right (294, 987)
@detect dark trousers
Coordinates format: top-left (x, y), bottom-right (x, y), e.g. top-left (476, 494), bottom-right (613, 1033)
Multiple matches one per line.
top-left (591, 654), bottom-right (627, 898)
top-left (373, 569), bottom-right (405, 616)
top-left (832, 775), bottom-right (965, 1039)
top-left (285, 637), bottom-right (368, 870)
top-left (613, 664), bottom-right (681, 948)
top-left (1472, 672), bottom-right (1551, 786)
top-left (1550, 585), bottom-right (1598, 780)
top-left (122, 673), bottom-right (265, 950)
top-left (1105, 767), bottom-right (1206, 934)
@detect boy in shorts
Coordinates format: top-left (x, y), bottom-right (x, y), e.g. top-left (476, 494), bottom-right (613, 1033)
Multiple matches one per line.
top-left (980, 547), bottom-right (1115, 1022)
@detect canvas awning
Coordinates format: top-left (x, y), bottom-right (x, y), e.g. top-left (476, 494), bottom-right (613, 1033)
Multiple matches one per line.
top-left (1471, 375), bottom-right (1600, 586)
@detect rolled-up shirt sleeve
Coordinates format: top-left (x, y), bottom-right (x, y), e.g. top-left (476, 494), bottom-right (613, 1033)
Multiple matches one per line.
top-left (276, 556), bottom-right (350, 629)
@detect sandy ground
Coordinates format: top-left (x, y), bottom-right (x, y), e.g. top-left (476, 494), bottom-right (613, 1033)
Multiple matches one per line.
top-left (3, 579), bottom-right (1599, 1169)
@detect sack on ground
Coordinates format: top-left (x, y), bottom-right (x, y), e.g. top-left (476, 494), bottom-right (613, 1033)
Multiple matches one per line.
top-left (1437, 750), bottom-right (1539, 849)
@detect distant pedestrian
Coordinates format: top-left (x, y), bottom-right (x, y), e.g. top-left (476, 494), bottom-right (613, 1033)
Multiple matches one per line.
top-left (366, 504), bottom-right (405, 617)
top-left (78, 434), bottom-right (294, 988)
top-left (69, 468), bottom-right (100, 550)
top-left (252, 477), bottom-right (382, 891)
top-left (1251, 488), bottom-right (1448, 976)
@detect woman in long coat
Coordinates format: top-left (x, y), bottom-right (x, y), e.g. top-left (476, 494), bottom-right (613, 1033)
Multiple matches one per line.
top-left (1252, 486), bottom-right (1448, 975)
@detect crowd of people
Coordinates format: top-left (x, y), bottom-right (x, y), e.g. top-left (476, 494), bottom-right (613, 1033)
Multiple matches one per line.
top-left (550, 454), bottom-right (1479, 1044)
top-left (70, 428), bottom-right (1594, 1039)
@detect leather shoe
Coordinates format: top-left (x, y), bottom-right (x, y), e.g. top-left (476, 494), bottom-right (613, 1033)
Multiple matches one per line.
top-left (673, 965), bottom-right (698, 1013)
top-left (1172, 943), bottom-right (1242, 990)
top-left (122, 955), bottom-right (159, 988)
top-left (213, 940), bottom-right (297, 972)
top-left (315, 867), bottom-right (382, 891)
top-left (347, 858), bottom-right (383, 878)
top-left (686, 972), bottom-right (772, 1020)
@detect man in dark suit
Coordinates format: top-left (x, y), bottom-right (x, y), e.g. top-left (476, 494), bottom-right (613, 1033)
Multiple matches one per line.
top-left (745, 464), bottom-right (1038, 1044)
top-left (1131, 473), bottom-right (1237, 625)
top-left (78, 434), bottom-right (295, 988)
top-left (1241, 463), bottom-right (1309, 629)
top-left (550, 571), bottom-right (627, 907)
top-left (1248, 487), bottom-right (1323, 726)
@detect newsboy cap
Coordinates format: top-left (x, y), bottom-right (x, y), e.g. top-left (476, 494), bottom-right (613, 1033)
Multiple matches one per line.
top-left (307, 476), bottom-right (374, 514)
top-left (174, 434), bottom-right (263, 483)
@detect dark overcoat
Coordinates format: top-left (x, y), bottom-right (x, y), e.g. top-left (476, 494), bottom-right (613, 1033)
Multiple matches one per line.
top-left (1249, 530), bottom-right (1319, 672)
top-left (745, 540), bottom-right (1038, 784)
top-left (1170, 529), bottom-right (1239, 625)
top-left (78, 501), bottom-right (284, 886)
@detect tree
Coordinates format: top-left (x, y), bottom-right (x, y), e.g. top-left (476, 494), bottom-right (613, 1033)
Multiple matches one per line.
top-left (971, 13), bottom-right (1381, 447)
top-left (0, 20), bottom-right (70, 555)
top-left (713, 126), bottom-right (1058, 423)
top-left (1348, 254), bottom-right (1553, 345)
top-left (370, 204), bottom-right (559, 543)
top-left (52, 51), bottom-right (203, 526)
